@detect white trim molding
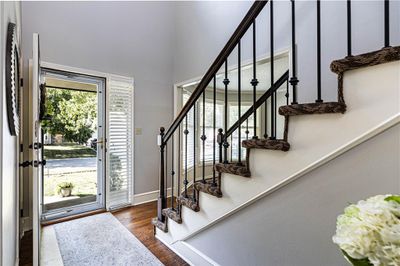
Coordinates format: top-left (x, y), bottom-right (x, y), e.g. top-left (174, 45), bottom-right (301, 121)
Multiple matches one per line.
top-left (155, 234), bottom-right (217, 266)
top-left (133, 188), bottom-right (172, 206)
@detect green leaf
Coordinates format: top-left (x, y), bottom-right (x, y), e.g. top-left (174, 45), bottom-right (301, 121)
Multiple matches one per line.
top-left (342, 250), bottom-right (373, 266)
top-left (385, 195), bottom-right (400, 204)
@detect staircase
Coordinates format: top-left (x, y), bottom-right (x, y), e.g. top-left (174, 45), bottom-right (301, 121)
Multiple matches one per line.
top-left (152, 0), bottom-right (399, 245)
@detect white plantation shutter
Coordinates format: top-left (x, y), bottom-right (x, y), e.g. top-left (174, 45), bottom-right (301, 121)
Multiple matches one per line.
top-left (106, 75), bottom-right (134, 210)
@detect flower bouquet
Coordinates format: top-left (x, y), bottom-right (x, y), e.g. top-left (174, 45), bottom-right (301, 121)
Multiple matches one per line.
top-left (333, 195), bottom-right (400, 266)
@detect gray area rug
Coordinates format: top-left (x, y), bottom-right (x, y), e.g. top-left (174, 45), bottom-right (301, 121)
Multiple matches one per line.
top-left (53, 213), bottom-right (164, 266)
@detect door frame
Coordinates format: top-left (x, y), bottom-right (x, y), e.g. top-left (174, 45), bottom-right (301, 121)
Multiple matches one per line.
top-left (28, 61), bottom-right (137, 219)
top-left (29, 60), bottom-right (136, 263)
top-left (39, 66), bottom-right (107, 220)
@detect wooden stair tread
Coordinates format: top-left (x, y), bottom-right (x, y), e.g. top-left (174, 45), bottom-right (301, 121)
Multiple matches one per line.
top-left (242, 138), bottom-right (290, 151)
top-left (151, 217), bottom-right (168, 232)
top-left (194, 178), bottom-right (222, 198)
top-left (330, 46), bottom-right (400, 74)
top-left (177, 194), bottom-right (200, 212)
top-left (279, 102), bottom-right (346, 116)
top-left (214, 162), bottom-right (251, 177)
top-left (162, 208), bottom-right (182, 224)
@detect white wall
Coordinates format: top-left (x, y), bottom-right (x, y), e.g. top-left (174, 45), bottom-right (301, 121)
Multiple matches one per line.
top-left (173, 1), bottom-right (400, 103)
top-left (21, 1), bottom-right (176, 196)
top-left (186, 123), bottom-right (400, 266)
top-left (1, 1), bottom-right (21, 265)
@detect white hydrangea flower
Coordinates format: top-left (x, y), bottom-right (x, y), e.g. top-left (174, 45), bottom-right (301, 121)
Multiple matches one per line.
top-left (333, 195), bottom-right (400, 266)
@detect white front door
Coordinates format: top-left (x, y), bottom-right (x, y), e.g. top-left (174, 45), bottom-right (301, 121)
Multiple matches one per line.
top-left (31, 32), bottom-right (42, 266)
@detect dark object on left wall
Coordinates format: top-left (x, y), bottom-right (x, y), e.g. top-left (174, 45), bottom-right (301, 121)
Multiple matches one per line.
top-left (5, 22), bottom-right (21, 136)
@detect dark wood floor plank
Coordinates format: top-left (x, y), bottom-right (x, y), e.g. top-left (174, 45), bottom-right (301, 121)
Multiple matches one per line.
top-left (112, 201), bottom-right (189, 266)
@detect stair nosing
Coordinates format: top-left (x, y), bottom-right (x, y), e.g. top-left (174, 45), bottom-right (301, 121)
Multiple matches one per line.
top-left (279, 102), bottom-right (346, 116)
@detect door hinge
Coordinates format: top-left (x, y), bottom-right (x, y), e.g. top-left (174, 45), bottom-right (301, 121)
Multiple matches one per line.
top-left (19, 160), bottom-right (46, 168)
top-left (19, 161), bottom-right (33, 168)
top-left (29, 142), bottom-right (42, 149)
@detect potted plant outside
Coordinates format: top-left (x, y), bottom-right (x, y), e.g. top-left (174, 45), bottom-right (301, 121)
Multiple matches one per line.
top-left (56, 182), bottom-right (74, 197)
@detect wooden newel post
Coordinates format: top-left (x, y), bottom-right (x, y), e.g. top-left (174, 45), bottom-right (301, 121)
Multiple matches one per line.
top-left (157, 127), bottom-right (166, 222)
top-left (217, 128), bottom-right (224, 164)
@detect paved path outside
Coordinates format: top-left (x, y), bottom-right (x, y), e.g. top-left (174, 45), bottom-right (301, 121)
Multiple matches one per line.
top-left (46, 157), bottom-right (97, 168)
top-left (45, 157), bottom-right (97, 175)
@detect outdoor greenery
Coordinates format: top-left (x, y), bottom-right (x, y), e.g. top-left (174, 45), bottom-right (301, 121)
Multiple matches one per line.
top-left (42, 88), bottom-right (97, 145)
top-left (44, 143), bottom-right (96, 159)
top-left (110, 153), bottom-right (123, 191)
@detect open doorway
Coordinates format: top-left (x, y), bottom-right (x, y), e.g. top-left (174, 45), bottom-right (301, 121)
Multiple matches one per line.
top-left (40, 68), bottom-right (106, 220)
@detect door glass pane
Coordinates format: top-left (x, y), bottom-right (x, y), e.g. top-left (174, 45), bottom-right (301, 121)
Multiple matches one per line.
top-left (41, 70), bottom-right (105, 216)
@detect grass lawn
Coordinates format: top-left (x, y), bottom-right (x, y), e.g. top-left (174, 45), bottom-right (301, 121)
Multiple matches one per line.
top-left (44, 143), bottom-right (96, 159)
top-left (44, 170), bottom-right (97, 197)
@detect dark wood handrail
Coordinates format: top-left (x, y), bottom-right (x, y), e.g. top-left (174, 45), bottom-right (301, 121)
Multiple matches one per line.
top-left (225, 70), bottom-right (289, 138)
top-left (162, 1), bottom-right (268, 144)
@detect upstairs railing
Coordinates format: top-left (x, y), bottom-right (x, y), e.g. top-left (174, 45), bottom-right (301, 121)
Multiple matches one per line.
top-left (155, 0), bottom-right (394, 225)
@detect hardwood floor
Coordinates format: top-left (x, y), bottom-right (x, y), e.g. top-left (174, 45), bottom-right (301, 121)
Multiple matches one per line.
top-left (112, 201), bottom-right (188, 266)
top-left (19, 230), bottom-right (33, 266)
top-left (19, 201), bottom-right (188, 266)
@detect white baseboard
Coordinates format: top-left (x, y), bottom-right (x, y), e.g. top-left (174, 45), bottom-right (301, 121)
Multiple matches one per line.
top-left (155, 235), bottom-right (217, 266)
top-left (133, 188), bottom-right (172, 206)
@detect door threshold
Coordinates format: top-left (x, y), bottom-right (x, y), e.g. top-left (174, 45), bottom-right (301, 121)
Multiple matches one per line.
top-left (41, 208), bottom-right (106, 226)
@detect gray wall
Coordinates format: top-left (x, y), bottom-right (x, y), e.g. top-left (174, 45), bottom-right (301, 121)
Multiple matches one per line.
top-left (1, 1), bottom-right (21, 265)
top-left (173, 1), bottom-right (400, 103)
top-left (21, 1), bottom-right (176, 195)
top-left (187, 124), bottom-right (400, 266)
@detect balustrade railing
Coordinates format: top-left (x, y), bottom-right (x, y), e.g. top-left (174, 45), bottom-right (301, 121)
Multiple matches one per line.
top-left (154, 0), bottom-right (395, 228)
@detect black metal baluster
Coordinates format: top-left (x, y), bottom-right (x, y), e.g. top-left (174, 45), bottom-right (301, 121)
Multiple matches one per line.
top-left (193, 104), bottom-right (196, 200)
top-left (165, 143), bottom-right (168, 198)
top-left (245, 119), bottom-right (249, 140)
top-left (177, 124), bottom-right (181, 209)
top-left (286, 78), bottom-right (289, 105)
top-left (218, 129), bottom-right (223, 164)
top-left (316, 0), bottom-right (323, 103)
top-left (290, 0), bottom-right (299, 104)
top-left (171, 135), bottom-right (175, 209)
top-left (213, 75), bottom-right (217, 185)
top-left (347, 0), bottom-right (352, 57)
top-left (384, 0), bottom-right (390, 48)
top-left (184, 117), bottom-right (189, 198)
top-left (270, 0), bottom-right (276, 140)
top-left (201, 91), bottom-right (206, 184)
top-left (237, 41), bottom-right (243, 165)
top-left (230, 134), bottom-right (233, 162)
top-left (264, 101), bottom-right (268, 138)
top-left (157, 127), bottom-right (166, 222)
top-left (251, 20), bottom-right (259, 139)
top-left (223, 60), bottom-right (230, 164)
